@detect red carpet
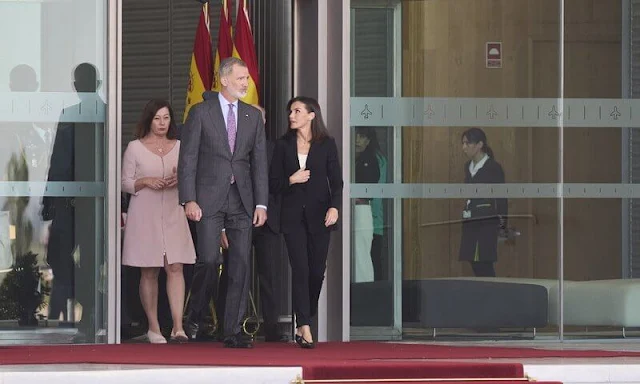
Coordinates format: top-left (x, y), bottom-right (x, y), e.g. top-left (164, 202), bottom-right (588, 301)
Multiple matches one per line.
top-left (0, 341), bottom-right (622, 381)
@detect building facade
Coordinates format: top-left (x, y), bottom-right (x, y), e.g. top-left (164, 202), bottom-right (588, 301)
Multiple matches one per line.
top-left (0, 0), bottom-right (638, 344)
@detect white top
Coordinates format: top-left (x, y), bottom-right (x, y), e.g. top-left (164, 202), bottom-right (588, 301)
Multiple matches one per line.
top-left (469, 154), bottom-right (489, 177)
top-left (298, 153), bottom-right (308, 169)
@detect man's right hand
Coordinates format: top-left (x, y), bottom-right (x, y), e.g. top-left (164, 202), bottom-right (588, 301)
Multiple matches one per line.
top-left (185, 201), bottom-right (202, 222)
top-left (220, 230), bottom-right (229, 249)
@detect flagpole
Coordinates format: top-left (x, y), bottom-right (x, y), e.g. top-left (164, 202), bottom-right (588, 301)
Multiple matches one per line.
top-left (184, 0), bottom-right (214, 120)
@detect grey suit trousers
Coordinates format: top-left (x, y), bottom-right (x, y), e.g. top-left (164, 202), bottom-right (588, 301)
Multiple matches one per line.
top-left (190, 184), bottom-right (253, 337)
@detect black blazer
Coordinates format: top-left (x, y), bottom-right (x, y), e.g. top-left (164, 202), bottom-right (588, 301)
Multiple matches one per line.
top-left (459, 157), bottom-right (507, 262)
top-left (355, 146), bottom-right (380, 184)
top-left (269, 132), bottom-right (343, 234)
top-left (463, 158), bottom-right (507, 219)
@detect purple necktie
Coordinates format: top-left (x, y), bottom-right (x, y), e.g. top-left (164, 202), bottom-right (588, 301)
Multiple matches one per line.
top-left (227, 103), bottom-right (237, 153)
top-left (227, 103), bottom-right (237, 183)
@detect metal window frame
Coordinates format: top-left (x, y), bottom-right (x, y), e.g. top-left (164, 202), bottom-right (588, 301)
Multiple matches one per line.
top-left (106, 0), bottom-right (122, 344)
top-left (348, 0), bottom-right (403, 341)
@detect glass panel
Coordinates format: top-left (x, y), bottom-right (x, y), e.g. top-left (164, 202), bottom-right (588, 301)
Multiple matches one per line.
top-left (1, 0), bottom-right (108, 344)
top-left (561, 1), bottom-right (630, 338)
top-left (350, 4), bottom-right (400, 339)
top-left (350, 0), bottom-right (563, 341)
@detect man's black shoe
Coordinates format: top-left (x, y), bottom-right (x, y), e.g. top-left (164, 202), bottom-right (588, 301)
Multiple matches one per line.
top-left (223, 333), bottom-right (253, 348)
top-left (183, 317), bottom-right (199, 341)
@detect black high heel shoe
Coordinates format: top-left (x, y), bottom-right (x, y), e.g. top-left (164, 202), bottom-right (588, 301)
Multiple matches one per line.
top-left (295, 334), bottom-right (315, 349)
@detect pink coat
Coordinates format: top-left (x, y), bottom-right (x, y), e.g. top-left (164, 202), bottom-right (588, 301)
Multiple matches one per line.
top-left (122, 140), bottom-right (196, 267)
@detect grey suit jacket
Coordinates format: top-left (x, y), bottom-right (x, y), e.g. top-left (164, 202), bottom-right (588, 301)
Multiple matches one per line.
top-left (178, 92), bottom-right (268, 217)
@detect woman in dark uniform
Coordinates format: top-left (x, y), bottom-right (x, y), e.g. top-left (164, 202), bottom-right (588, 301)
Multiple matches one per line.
top-left (459, 128), bottom-right (507, 277)
top-left (353, 127), bottom-right (380, 283)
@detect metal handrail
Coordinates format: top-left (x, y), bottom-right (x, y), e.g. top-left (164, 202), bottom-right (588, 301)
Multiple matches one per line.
top-left (420, 214), bottom-right (537, 227)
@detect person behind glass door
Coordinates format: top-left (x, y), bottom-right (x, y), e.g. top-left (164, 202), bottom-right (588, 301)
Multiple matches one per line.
top-left (2, 65), bottom-right (46, 272)
top-left (353, 127), bottom-right (379, 283)
top-left (42, 63), bottom-right (104, 337)
top-left (459, 128), bottom-right (507, 277)
top-left (372, 152), bottom-right (388, 280)
top-left (121, 100), bottom-right (196, 343)
top-left (366, 127), bottom-right (388, 281)
top-left (7, 65), bottom-right (54, 184)
top-left (270, 96), bottom-right (343, 349)
top-left (6, 66), bottom-right (52, 254)
top-left (1, 64), bottom-right (49, 326)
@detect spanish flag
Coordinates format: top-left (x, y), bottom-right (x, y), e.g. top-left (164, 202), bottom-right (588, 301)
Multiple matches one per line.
top-left (233, 0), bottom-right (260, 105)
top-left (212, 0), bottom-right (234, 93)
top-left (184, 2), bottom-right (213, 122)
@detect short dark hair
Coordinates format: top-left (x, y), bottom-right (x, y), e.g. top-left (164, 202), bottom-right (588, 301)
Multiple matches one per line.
top-left (286, 96), bottom-right (329, 143)
top-left (135, 99), bottom-right (177, 140)
top-left (73, 62), bottom-right (100, 93)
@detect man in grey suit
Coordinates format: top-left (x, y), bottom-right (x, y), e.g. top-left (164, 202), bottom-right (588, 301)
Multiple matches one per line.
top-left (178, 57), bottom-right (268, 348)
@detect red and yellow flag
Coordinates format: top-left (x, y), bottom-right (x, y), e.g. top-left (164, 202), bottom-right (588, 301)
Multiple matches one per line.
top-left (184, 2), bottom-right (213, 122)
top-left (212, 0), bottom-right (234, 93)
top-left (233, 0), bottom-right (260, 105)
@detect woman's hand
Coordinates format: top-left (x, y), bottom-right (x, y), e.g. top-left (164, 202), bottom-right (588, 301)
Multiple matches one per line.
top-left (164, 175), bottom-right (177, 188)
top-left (289, 168), bottom-right (310, 185)
top-left (144, 177), bottom-right (167, 190)
top-left (324, 207), bottom-right (339, 227)
top-left (164, 167), bottom-right (178, 188)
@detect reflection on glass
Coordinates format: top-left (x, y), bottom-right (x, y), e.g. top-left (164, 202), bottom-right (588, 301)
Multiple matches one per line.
top-left (43, 63), bottom-right (105, 341)
top-left (353, 127), bottom-right (380, 283)
top-left (1, 0), bottom-right (107, 344)
top-left (350, 125), bottom-right (395, 330)
top-left (371, 141), bottom-right (388, 281)
top-left (351, 0), bottom-right (640, 341)
top-left (350, 198), bottom-right (394, 329)
top-left (0, 64), bottom-right (51, 327)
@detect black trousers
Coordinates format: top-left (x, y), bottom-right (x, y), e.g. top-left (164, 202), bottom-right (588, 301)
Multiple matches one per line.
top-left (47, 200), bottom-right (97, 332)
top-left (283, 218), bottom-right (330, 328)
top-left (253, 226), bottom-right (283, 329)
top-left (471, 261), bottom-right (496, 277)
top-left (187, 184), bottom-right (253, 336)
top-left (370, 234), bottom-right (385, 281)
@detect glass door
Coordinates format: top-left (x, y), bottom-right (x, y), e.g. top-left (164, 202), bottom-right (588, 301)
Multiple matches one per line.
top-left (1, 0), bottom-right (109, 344)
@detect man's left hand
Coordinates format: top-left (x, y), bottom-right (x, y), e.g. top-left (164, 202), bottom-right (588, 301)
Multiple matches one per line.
top-left (253, 207), bottom-right (267, 227)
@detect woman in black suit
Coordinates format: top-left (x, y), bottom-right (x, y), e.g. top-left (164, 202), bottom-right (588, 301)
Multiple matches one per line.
top-left (270, 96), bottom-right (343, 348)
top-left (459, 128), bottom-right (507, 277)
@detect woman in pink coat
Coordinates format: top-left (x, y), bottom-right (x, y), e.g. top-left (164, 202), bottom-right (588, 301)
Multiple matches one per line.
top-left (122, 100), bottom-right (196, 343)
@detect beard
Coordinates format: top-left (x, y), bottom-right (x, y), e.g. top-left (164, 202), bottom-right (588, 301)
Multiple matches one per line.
top-left (230, 88), bottom-right (248, 99)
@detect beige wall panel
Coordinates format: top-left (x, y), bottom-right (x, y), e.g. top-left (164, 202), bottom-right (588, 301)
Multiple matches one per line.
top-left (402, 0), bottom-right (621, 281)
